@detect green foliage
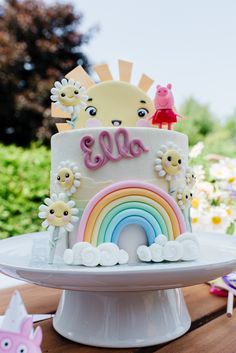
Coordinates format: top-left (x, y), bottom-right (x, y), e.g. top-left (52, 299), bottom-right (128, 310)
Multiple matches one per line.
top-left (0, 0), bottom-right (95, 146)
top-left (176, 97), bottom-right (215, 146)
top-left (0, 144), bottom-right (50, 239)
top-left (224, 110), bottom-right (236, 143)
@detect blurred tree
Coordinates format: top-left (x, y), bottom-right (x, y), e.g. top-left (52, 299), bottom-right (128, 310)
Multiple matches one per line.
top-left (0, 0), bottom-right (95, 145)
top-left (175, 97), bottom-right (215, 146)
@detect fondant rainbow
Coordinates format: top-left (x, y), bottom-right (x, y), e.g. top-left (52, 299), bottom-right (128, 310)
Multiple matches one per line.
top-left (77, 180), bottom-right (186, 246)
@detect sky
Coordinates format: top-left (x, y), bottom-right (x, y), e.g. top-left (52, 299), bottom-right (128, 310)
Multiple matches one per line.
top-left (58, 0), bottom-right (236, 120)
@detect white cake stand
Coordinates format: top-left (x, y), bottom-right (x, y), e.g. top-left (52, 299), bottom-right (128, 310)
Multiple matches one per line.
top-left (0, 232), bottom-right (236, 348)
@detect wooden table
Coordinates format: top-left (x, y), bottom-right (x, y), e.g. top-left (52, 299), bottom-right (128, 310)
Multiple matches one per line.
top-left (0, 284), bottom-right (234, 353)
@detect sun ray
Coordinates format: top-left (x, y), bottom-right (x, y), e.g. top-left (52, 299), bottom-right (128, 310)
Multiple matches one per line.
top-left (138, 74), bottom-right (154, 92)
top-left (94, 64), bottom-right (113, 81)
top-left (65, 66), bottom-right (95, 88)
top-left (51, 103), bottom-right (70, 118)
top-left (56, 123), bottom-right (72, 132)
top-left (118, 59), bottom-right (133, 82)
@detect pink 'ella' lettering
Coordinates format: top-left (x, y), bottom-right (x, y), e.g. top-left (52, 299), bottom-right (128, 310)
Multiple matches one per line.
top-left (80, 128), bottom-right (149, 170)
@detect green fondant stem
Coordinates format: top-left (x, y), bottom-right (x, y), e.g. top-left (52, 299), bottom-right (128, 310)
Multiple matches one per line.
top-left (48, 227), bottom-right (60, 264)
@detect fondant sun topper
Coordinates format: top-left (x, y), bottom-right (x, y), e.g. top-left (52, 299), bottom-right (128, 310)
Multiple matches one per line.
top-left (51, 60), bottom-right (155, 131)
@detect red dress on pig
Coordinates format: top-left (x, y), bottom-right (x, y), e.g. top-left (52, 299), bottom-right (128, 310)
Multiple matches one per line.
top-left (151, 109), bottom-right (178, 125)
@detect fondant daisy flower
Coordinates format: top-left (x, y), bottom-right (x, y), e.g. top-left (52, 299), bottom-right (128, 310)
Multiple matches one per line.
top-left (176, 187), bottom-right (193, 210)
top-left (50, 78), bottom-right (88, 114)
top-left (55, 161), bottom-right (81, 196)
top-left (38, 193), bottom-right (79, 235)
top-left (154, 142), bottom-right (185, 181)
top-left (185, 167), bottom-right (197, 187)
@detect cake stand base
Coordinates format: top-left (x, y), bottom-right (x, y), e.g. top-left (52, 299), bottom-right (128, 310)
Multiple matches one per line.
top-left (53, 288), bottom-right (191, 348)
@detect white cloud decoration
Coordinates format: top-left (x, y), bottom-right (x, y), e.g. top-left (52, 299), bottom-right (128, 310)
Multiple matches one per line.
top-left (137, 233), bottom-right (200, 263)
top-left (64, 242), bottom-right (129, 267)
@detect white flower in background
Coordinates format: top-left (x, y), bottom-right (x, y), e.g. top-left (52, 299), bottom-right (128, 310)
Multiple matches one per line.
top-left (55, 161), bottom-right (81, 196)
top-left (192, 165), bottom-right (205, 182)
top-left (206, 206), bottom-right (231, 233)
top-left (209, 161), bottom-right (231, 180)
top-left (191, 208), bottom-right (206, 231)
top-left (191, 191), bottom-right (209, 211)
top-left (38, 193), bottom-right (79, 235)
top-left (220, 204), bottom-right (236, 222)
top-left (154, 142), bottom-right (185, 181)
top-left (189, 142), bottom-right (204, 159)
top-left (50, 78), bottom-right (88, 114)
top-left (195, 181), bottom-right (214, 195)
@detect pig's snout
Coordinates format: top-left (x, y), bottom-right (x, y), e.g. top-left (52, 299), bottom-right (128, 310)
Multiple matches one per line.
top-left (157, 88), bottom-right (168, 96)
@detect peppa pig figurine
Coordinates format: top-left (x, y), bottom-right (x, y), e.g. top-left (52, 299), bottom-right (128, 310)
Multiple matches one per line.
top-left (150, 84), bottom-right (184, 130)
top-left (0, 317), bottom-right (42, 353)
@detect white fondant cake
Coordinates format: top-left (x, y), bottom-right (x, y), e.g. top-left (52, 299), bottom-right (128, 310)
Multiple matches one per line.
top-left (40, 60), bottom-right (198, 265)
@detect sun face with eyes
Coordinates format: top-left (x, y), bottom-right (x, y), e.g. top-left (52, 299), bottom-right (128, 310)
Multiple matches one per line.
top-left (55, 161), bottom-right (81, 196)
top-left (177, 187), bottom-right (193, 210)
top-left (162, 150), bottom-right (182, 175)
top-left (58, 86), bottom-right (81, 107)
top-left (185, 168), bottom-right (197, 187)
top-left (155, 143), bottom-right (185, 181)
top-left (75, 81), bottom-right (155, 128)
top-left (51, 78), bottom-right (88, 114)
top-left (57, 168), bottom-right (74, 190)
top-left (38, 193), bottom-right (79, 234)
top-left (47, 201), bottom-right (72, 227)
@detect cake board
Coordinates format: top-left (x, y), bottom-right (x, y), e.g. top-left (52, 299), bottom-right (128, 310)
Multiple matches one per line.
top-left (0, 231), bottom-right (236, 348)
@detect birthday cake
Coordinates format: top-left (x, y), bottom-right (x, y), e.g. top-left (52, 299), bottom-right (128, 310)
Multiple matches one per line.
top-left (38, 60), bottom-right (199, 266)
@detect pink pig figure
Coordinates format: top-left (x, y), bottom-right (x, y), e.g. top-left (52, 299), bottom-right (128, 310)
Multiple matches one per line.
top-left (150, 83), bottom-right (184, 130)
top-left (0, 317), bottom-right (42, 353)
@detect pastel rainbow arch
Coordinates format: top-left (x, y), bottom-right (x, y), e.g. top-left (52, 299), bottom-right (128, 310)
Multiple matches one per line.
top-left (77, 180), bottom-right (186, 246)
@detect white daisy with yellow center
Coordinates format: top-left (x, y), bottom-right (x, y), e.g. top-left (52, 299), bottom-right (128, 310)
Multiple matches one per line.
top-left (50, 78), bottom-right (88, 114)
top-left (38, 193), bottom-right (79, 235)
top-left (191, 208), bottom-right (204, 231)
top-left (55, 161), bottom-right (81, 196)
top-left (207, 206), bottom-right (231, 233)
top-left (154, 142), bottom-right (185, 181)
top-left (209, 162), bottom-right (231, 180)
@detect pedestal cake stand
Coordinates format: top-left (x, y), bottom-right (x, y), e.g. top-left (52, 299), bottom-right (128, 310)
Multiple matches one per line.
top-left (0, 231), bottom-right (236, 348)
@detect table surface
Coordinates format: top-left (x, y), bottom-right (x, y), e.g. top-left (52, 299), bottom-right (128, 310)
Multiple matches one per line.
top-left (0, 283), bottom-right (234, 353)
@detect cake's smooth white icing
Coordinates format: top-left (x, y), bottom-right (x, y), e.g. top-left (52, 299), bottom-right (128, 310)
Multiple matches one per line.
top-left (51, 127), bottom-right (188, 205)
top-left (50, 127), bottom-right (189, 260)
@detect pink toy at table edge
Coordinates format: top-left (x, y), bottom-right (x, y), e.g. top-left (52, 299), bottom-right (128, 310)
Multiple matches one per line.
top-left (0, 317), bottom-right (42, 353)
top-left (149, 83), bottom-right (185, 130)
